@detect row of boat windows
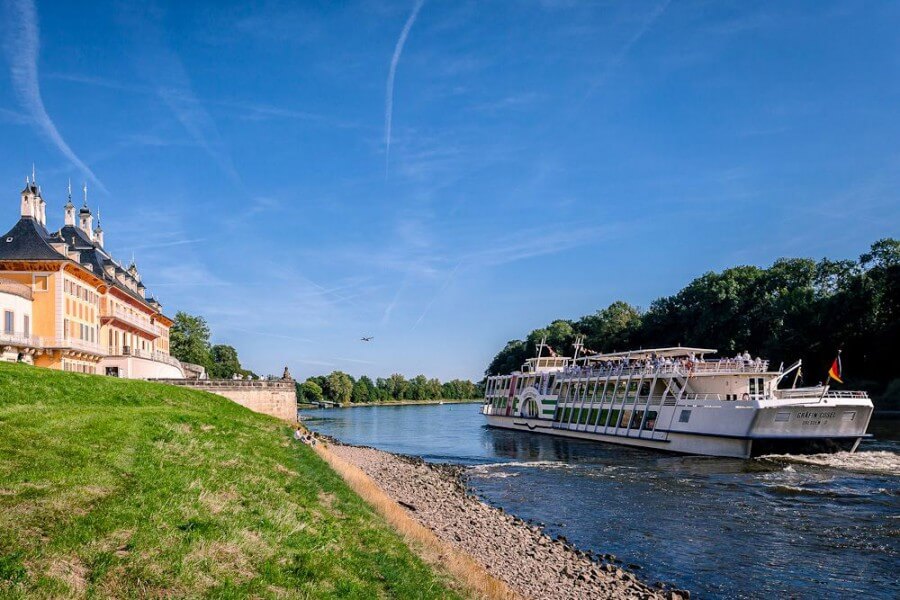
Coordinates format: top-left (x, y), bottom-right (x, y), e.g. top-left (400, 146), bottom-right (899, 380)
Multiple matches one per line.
top-left (554, 407), bottom-right (659, 431)
top-left (485, 375), bottom-right (550, 396)
top-left (558, 379), bottom-right (651, 401)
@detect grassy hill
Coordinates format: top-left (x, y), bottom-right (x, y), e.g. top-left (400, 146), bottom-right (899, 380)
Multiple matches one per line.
top-left (0, 362), bottom-right (464, 599)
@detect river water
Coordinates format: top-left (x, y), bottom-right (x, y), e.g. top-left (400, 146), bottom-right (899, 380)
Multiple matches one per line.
top-left (301, 403), bottom-right (899, 599)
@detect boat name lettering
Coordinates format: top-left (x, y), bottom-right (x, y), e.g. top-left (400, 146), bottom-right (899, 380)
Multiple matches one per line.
top-left (796, 411), bottom-right (836, 419)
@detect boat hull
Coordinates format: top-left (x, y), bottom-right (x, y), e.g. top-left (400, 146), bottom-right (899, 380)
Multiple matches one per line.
top-left (483, 414), bottom-right (865, 459)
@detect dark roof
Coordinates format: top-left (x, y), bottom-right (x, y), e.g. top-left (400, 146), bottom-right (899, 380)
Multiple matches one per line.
top-left (0, 217), bottom-right (61, 261)
top-left (2, 217), bottom-right (166, 315)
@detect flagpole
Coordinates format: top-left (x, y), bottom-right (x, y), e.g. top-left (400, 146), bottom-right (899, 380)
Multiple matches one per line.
top-left (817, 381), bottom-right (829, 403)
top-left (819, 350), bottom-right (842, 403)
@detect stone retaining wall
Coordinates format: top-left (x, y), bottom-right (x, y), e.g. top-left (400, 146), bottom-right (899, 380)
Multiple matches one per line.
top-left (153, 379), bottom-right (298, 422)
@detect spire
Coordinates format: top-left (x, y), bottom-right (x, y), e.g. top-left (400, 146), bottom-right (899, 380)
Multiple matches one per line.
top-left (63, 179), bottom-right (76, 226)
top-left (78, 182), bottom-right (94, 239)
top-left (93, 204), bottom-right (105, 246)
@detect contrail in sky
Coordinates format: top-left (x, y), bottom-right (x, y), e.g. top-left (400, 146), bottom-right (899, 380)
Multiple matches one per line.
top-left (413, 263), bottom-right (460, 329)
top-left (582, 0), bottom-right (670, 102)
top-left (384, 0), bottom-right (425, 178)
top-left (2, 0), bottom-right (107, 192)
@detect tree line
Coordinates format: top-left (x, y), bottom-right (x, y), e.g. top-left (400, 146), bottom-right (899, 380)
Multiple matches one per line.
top-left (486, 238), bottom-right (899, 408)
top-left (297, 371), bottom-right (481, 405)
top-left (169, 312), bottom-right (256, 379)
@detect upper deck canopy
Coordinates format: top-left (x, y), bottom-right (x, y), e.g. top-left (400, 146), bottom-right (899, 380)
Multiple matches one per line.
top-left (584, 346), bottom-right (717, 362)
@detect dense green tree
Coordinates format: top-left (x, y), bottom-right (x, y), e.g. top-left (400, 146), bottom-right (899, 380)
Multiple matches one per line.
top-left (169, 312), bottom-right (212, 369)
top-left (578, 301), bottom-right (642, 353)
top-left (485, 340), bottom-right (529, 376)
top-left (324, 371), bottom-right (354, 405)
top-left (351, 376), bottom-right (376, 403)
top-left (209, 344), bottom-right (243, 379)
top-left (297, 379), bottom-right (323, 403)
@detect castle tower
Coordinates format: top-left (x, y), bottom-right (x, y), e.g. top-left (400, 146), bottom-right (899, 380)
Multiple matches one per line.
top-left (19, 166), bottom-right (46, 226)
top-left (19, 177), bottom-right (35, 218)
top-left (79, 183), bottom-right (94, 241)
top-left (127, 259), bottom-right (140, 283)
top-left (93, 207), bottom-right (104, 247)
top-left (36, 185), bottom-right (46, 227)
top-left (64, 180), bottom-right (76, 226)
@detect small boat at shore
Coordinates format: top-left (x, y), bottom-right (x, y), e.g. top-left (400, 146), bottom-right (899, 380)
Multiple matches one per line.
top-left (482, 341), bottom-right (873, 458)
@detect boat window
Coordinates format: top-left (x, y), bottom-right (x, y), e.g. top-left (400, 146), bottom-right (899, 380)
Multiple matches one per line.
top-left (639, 381), bottom-right (652, 397)
top-left (579, 408), bottom-right (590, 424)
top-left (775, 412), bottom-right (790, 422)
top-left (630, 410), bottom-right (644, 429)
top-left (842, 411), bottom-right (856, 422)
top-left (608, 410), bottom-right (620, 428)
top-left (645, 411), bottom-right (658, 429)
top-left (620, 409), bottom-right (632, 428)
top-left (598, 409), bottom-right (609, 426)
top-left (749, 378), bottom-right (757, 395)
top-left (678, 409), bottom-right (692, 423)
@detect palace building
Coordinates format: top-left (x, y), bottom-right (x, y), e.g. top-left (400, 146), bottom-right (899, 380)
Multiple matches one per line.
top-left (0, 174), bottom-right (185, 378)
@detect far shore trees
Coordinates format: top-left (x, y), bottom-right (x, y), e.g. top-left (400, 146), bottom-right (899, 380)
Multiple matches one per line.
top-left (296, 372), bottom-right (480, 405)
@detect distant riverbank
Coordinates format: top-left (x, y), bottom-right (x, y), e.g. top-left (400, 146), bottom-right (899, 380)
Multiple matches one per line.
top-left (299, 398), bottom-right (481, 409)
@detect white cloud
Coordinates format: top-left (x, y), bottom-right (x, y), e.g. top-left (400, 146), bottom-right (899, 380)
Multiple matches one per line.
top-left (385, 0), bottom-right (426, 177)
top-left (2, 0), bottom-right (107, 192)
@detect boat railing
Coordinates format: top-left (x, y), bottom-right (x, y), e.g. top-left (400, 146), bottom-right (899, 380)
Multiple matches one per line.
top-left (556, 359), bottom-right (770, 381)
top-left (777, 389), bottom-right (869, 400)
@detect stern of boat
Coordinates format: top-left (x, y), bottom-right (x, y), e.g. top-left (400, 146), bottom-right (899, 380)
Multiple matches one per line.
top-left (748, 394), bottom-right (873, 456)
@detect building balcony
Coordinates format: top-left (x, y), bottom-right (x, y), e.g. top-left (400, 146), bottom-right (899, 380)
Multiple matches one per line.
top-left (0, 330), bottom-right (40, 348)
top-left (108, 345), bottom-right (182, 369)
top-left (1, 332), bottom-right (106, 357)
top-left (44, 337), bottom-right (107, 357)
top-left (101, 307), bottom-right (162, 338)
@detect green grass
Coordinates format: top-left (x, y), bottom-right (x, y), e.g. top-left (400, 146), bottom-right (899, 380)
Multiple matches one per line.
top-left (0, 362), bottom-right (465, 599)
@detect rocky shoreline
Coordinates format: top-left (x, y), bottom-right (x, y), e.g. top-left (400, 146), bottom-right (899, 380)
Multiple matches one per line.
top-left (326, 441), bottom-right (690, 600)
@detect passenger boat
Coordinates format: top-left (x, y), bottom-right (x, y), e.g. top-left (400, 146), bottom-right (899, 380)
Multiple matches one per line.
top-left (481, 340), bottom-right (873, 458)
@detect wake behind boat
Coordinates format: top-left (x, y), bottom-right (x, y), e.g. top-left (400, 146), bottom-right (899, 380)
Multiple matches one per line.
top-left (482, 340), bottom-right (873, 458)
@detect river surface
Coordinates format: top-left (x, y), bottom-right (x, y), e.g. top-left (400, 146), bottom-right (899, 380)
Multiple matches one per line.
top-left (301, 403), bottom-right (899, 599)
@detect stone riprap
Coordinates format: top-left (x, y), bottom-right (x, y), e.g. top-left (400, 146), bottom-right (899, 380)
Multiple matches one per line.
top-left (329, 444), bottom-right (687, 600)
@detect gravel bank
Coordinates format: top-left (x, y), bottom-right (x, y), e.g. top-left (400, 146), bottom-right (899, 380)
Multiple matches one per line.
top-left (328, 444), bottom-right (687, 600)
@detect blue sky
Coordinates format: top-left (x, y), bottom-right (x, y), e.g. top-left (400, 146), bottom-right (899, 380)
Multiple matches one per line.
top-left (1, 0), bottom-right (898, 380)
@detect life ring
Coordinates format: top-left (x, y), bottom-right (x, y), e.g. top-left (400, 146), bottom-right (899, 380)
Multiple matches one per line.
top-left (741, 393), bottom-right (750, 401)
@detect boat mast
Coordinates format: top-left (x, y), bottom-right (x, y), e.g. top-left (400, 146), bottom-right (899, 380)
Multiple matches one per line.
top-left (572, 334), bottom-right (585, 363)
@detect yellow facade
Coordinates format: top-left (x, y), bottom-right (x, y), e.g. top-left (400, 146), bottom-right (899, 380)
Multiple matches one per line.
top-left (0, 180), bottom-right (177, 377)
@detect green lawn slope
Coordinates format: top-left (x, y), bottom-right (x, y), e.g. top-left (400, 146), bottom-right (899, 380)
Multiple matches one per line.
top-left (0, 362), bottom-right (464, 599)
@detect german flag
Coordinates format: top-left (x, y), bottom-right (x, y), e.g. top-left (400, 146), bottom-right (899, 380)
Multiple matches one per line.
top-left (828, 352), bottom-right (843, 384)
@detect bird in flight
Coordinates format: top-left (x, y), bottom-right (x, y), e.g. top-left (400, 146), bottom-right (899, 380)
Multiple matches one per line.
top-left (361, 336), bottom-right (374, 342)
